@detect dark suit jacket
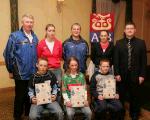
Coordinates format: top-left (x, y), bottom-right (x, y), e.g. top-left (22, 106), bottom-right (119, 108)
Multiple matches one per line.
top-left (91, 42), bottom-right (114, 67)
top-left (114, 37), bottom-right (147, 81)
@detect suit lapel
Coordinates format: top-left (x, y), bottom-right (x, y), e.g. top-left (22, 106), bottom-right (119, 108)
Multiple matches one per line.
top-left (123, 39), bottom-right (128, 53)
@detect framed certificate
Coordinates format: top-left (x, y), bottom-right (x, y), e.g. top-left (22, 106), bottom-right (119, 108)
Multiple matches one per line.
top-left (70, 86), bottom-right (86, 107)
top-left (35, 80), bottom-right (52, 105)
top-left (102, 78), bottom-right (116, 99)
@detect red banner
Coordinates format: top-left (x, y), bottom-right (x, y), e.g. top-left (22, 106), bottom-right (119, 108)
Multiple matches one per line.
top-left (90, 13), bottom-right (114, 42)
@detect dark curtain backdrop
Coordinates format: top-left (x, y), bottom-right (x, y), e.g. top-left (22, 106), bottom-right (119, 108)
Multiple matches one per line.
top-left (92, 0), bottom-right (96, 13)
top-left (92, 0), bottom-right (122, 30)
top-left (92, 0), bottom-right (132, 24)
top-left (10, 0), bottom-right (19, 32)
top-left (125, 0), bottom-right (132, 22)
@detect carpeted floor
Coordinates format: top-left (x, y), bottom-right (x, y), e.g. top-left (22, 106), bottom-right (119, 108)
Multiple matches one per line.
top-left (0, 88), bottom-right (150, 120)
top-left (0, 88), bottom-right (14, 120)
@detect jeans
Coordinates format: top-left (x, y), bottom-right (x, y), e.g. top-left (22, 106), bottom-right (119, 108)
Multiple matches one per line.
top-left (95, 99), bottom-right (124, 120)
top-left (50, 68), bottom-right (62, 103)
top-left (66, 106), bottom-right (92, 120)
top-left (50, 68), bottom-right (62, 87)
top-left (29, 101), bottom-right (63, 120)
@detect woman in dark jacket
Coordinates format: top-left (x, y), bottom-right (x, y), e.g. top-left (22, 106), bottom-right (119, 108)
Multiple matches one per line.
top-left (91, 30), bottom-right (114, 69)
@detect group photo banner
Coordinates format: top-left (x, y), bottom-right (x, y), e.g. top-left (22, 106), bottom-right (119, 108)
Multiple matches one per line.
top-left (90, 13), bottom-right (114, 43)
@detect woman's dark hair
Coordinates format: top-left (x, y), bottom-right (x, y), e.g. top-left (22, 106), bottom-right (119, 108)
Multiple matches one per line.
top-left (66, 56), bottom-right (80, 74)
top-left (99, 30), bottom-right (109, 36)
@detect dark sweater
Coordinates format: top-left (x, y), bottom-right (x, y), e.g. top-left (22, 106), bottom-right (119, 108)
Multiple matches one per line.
top-left (91, 42), bottom-right (114, 67)
top-left (90, 71), bottom-right (117, 99)
top-left (28, 70), bottom-right (58, 99)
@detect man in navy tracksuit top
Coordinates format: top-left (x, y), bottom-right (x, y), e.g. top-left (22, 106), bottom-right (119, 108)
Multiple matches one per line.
top-left (63, 23), bottom-right (89, 74)
top-left (3, 14), bottom-right (38, 120)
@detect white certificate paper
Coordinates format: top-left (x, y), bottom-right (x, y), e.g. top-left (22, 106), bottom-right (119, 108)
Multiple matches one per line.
top-left (35, 80), bottom-right (52, 105)
top-left (102, 78), bottom-right (116, 99)
top-left (70, 86), bottom-right (86, 107)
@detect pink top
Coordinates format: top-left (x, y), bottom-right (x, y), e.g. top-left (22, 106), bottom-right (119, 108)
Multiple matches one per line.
top-left (100, 42), bottom-right (109, 52)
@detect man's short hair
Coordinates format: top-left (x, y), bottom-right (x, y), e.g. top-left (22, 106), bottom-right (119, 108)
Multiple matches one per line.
top-left (99, 30), bottom-right (109, 36)
top-left (37, 57), bottom-right (48, 64)
top-left (99, 58), bottom-right (110, 66)
top-left (71, 23), bottom-right (81, 30)
top-left (125, 21), bottom-right (136, 28)
top-left (22, 14), bottom-right (34, 21)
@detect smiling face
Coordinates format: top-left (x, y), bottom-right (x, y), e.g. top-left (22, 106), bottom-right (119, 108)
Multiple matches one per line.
top-left (22, 16), bottom-right (34, 33)
top-left (71, 24), bottom-right (81, 39)
top-left (124, 24), bottom-right (136, 39)
top-left (36, 59), bottom-right (48, 75)
top-left (100, 31), bottom-right (109, 43)
top-left (69, 59), bottom-right (79, 74)
top-left (99, 61), bottom-right (110, 74)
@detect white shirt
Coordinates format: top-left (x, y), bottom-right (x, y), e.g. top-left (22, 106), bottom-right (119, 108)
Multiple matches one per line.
top-left (70, 73), bottom-right (78, 78)
top-left (24, 31), bottom-right (33, 43)
top-left (45, 39), bottom-right (54, 53)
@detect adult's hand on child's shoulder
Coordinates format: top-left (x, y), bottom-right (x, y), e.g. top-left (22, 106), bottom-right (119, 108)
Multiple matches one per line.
top-left (32, 96), bottom-right (37, 104)
top-left (51, 95), bottom-right (56, 102)
top-left (115, 94), bottom-right (119, 99)
top-left (115, 75), bottom-right (121, 82)
top-left (98, 95), bottom-right (104, 100)
top-left (139, 76), bottom-right (144, 85)
top-left (84, 100), bottom-right (89, 107)
top-left (66, 101), bottom-right (72, 107)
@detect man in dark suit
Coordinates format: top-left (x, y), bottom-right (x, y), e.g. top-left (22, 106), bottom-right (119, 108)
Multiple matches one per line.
top-left (114, 22), bottom-right (147, 120)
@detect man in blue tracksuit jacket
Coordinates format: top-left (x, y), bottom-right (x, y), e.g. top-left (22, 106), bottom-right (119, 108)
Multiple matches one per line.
top-left (63, 23), bottom-right (89, 73)
top-left (3, 14), bottom-right (38, 120)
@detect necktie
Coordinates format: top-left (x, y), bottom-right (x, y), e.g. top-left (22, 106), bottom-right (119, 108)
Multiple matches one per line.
top-left (128, 40), bottom-right (132, 69)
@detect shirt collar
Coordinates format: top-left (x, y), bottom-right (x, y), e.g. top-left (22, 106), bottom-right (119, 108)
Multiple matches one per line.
top-left (24, 31), bottom-right (32, 37)
top-left (68, 73), bottom-right (79, 78)
top-left (125, 36), bottom-right (135, 42)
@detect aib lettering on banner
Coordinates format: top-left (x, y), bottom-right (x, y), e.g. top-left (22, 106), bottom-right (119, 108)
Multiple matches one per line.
top-left (90, 13), bottom-right (114, 43)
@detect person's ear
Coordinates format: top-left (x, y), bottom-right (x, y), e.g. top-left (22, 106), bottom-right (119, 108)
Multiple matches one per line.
top-left (134, 28), bottom-right (136, 33)
top-left (99, 65), bottom-right (101, 69)
top-left (36, 63), bottom-right (38, 68)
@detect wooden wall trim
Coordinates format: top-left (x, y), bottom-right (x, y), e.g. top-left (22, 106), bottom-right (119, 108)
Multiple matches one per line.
top-left (0, 86), bottom-right (14, 92)
top-left (0, 61), bottom-right (5, 66)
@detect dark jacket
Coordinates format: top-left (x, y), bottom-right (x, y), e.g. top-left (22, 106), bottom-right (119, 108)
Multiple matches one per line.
top-left (90, 71), bottom-right (117, 100)
top-left (91, 42), bottom-right (114, 67)
top-left (114, 37), bottom-right (147, 79)
top-left (63, 36), bottom-right (89, 73)
top-left (3, 28), bottom-right (38, 80)
top-left (28, 70), bottom-right (58, 99)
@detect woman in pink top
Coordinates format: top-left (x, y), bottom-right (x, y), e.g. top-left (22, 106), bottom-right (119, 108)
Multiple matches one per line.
top-left (37, 24), bottom-right (62, 86)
